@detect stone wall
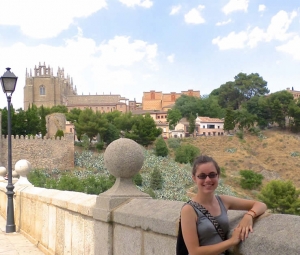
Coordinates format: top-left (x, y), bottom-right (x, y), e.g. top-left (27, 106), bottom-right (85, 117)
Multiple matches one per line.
top-left (0, 133), bottom-right (74, 170)
top-left (0, 185), bottom-right (299, 255)
top-left (0, 138), bottom-right (299, 255)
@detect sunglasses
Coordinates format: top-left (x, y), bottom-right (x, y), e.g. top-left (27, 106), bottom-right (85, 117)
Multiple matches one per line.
top-left (196, 172), bottom-right (218, 180)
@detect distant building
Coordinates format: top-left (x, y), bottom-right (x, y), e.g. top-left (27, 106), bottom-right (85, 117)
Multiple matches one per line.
top-left (171, 116), bottom-right (224, 138)
top-left (142, 89), bottom-right (200, 111)
top-left (286, 87), bottom-right (300, 100)
top-left (24, 63), bottom-right (137, 112)
top-left (196, 116), bottom-right (224, 136)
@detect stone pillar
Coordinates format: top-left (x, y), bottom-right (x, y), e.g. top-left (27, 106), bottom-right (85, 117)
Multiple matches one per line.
top-left (93, 138), bottom-right (150, 255)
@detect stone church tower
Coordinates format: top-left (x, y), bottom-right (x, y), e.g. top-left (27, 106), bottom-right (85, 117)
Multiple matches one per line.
top-left (24, 62), bottom-right (77, 110)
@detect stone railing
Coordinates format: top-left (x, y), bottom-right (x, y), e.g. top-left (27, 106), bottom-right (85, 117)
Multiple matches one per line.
top-left (0, 138), bottom-right (299, 255)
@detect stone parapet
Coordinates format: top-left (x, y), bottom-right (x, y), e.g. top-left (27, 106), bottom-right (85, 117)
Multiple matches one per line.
top-left (0, 183), bottom-right (299, 254)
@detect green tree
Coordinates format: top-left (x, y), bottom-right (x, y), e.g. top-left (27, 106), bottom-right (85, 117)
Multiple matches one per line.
top-left (234, 72), bottom-right (269, 100)
top-left (244, 96), bottom-right (271, 129)
top-left (14, 108), bottom-right (27, 136)
top-left (174, 95), bottom-right (201, 118)
top-left (198, 95), bottom-right (225, 118)
top-left (0, 107), bottom-right (8, 135)
top-left (125, 114), bottom-right (162, 146)
top-left (102, 123), bottom-right (120, 145)
top-left (216, 73), bottom-right (269, 110)
top-left (188, 114), bottom-right (196, 135)
top-left (217, 81), bottom-right (242, 110)
top-left (150, 167), bottom-right (163, 190)
top-left (155, 137), bottom-right (169, 157)
top-left (26, 104), bottom-right (40, 135)
top-left (39, 106), bottom-right (47, 138)
top-left (114, 112), bottom-right (134, 132)
top-left (239, 170), bottom-right (263, 190)
top-left (175, 144), bottom-right (200, 164)
top-left (224, 108), bottom-right (235, 132)
top-left (234, 109), bottom-right (256, 131)
top-left (267, 90), bottom-right (294, 129)
top-left (66, 108), bottom-right (82, 123)
top-left (167, 109), bottom-right (182, 130)
top-left (50, 105), bottom-right (68, 114)
top-left (75, 109), bottom-right (107, 141)
top-left (258, 180), bottom-right (300, 215)
top-left (289, 103), bottom-right (300, 132)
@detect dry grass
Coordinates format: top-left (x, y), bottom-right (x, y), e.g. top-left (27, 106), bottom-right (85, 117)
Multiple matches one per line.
top-left (179, 129), bottom-right (300, 198)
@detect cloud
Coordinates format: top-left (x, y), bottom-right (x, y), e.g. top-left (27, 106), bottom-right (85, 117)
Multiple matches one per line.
top-left (222, 0), bottom-right (249, 15)
top-left (213, 10), bottom-right (298, 50)
top-left (266, 10), bottom-right (297, 41)
top-left (170, 5), bottom-right (181, 15)
top-left (0, 0), bottom-right (107, 39)
top-left (0, 31), bottom-right (158, 109)
top-left (119, 0), bottom-right (153, 8)
top-left (258, 4), bottom-right (266, 12)
top-left (216, 19), bottom-right (232, 26)
top-left (167, 54), bottom-right (175, 63)
top-left (184, 5), bottom-right (205, 24)
top-left (276, 36), bottom-right (300, 60)
top-left (212, 31), bottom-right (248, 50)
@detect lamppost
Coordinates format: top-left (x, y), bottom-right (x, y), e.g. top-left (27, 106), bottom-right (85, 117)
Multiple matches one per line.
top-left (1, 67), bottom-right (18, 233)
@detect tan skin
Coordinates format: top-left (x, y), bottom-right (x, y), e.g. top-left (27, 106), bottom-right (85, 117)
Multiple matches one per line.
top-left (181, 162), bottom-right (267, 255)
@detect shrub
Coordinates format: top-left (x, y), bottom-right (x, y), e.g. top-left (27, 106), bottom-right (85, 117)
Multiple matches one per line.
top-left (56, 175), bottom-right (85, 192)
top-left (175, 144), bottom-right (200, 164)
top-left (144, 188), bottom-right (156, 198)
top-left (248, 127), bottom-right (260, 135)
top-left (167, 138), bottom-right (181, 149)
top-left (155, 137), bottom-right (169, 157)
top-left (81, 134), bottom-right (90, 150)
top-left (236, 130), bottom-right (244, 139)
top-left (133, 173), bottom-right (143, 186)
top-left (96, 141), bottom-right (105, 151)
top-left (55, 129), bottom-right (64, 139)
top-left (83, 175), bottom-right (115, 194)
top-left (74, 141), bottom-right (83, 147)
top-left (220, 167), bottom-right (226, 178)
top-left (239, 170), bottom-right (263, 190)
top-left (150, 167), bottom-right (163, 190)
top-left (258, 180), bottom-right (300, 215)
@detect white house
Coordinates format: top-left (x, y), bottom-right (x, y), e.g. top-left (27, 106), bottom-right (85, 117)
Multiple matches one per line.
top-left (195, 116), bottom-right (224, 136)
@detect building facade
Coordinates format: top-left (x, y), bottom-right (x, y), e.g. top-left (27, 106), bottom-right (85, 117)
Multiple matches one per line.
top-left (142, 89), bottom-right (200, 111)
top-left (24, 63), bottom-right (136, 112)
top-left (286, 87), bottom-right (300, 100)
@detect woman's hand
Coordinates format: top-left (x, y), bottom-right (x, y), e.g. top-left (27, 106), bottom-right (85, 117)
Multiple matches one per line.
top-left (230, 226), bottom-right (242, 245)
top-left (237, 214), bottom-right (253, 241)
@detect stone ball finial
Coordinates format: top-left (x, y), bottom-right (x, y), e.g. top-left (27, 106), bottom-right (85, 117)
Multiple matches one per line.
top-left (15, 160), bottom-right (32, 177)
top-left (0, 167), bottom-right (6, 177)
top-left (104, 138), bottom-right (144, 178)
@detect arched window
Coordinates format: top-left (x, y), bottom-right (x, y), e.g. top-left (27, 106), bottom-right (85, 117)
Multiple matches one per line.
top-left (40, 85), bottom-right (45, 95)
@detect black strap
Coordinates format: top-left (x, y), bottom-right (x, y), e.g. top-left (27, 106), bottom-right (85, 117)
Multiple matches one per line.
top-left (188, 200), bottom-right (226, 241)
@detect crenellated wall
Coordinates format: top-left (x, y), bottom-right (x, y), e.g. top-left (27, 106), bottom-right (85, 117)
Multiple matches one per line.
top-left (0, 133), bottom-right (74, 170)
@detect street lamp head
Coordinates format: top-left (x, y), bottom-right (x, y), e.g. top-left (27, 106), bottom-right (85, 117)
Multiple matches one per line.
top-left (1, 67), bottom-right (18, 96)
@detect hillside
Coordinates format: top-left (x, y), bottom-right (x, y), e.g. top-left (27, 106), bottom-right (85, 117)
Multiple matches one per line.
top-left (180, 129), bottom-right (300, 198)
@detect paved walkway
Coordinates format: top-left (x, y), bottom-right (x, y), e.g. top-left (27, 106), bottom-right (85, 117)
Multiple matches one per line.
top-left (0, 215), bottom-right (44, 255)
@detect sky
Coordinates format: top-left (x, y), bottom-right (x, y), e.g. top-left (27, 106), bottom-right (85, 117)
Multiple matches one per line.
top-left (0, 0), bottom-right (299, 110)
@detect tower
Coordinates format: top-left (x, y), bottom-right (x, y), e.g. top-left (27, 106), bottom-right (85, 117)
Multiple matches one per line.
top-left (23, 63), bottom-right (77, 110)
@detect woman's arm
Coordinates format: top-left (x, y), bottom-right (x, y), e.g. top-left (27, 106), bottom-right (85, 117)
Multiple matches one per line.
top-left (181, 204), bottom-right (241, 255)
top-left (219, 195), bottom-right (267, 240)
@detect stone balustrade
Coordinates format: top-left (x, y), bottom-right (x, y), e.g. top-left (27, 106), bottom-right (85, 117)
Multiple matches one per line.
top-left (0, 138), bottom-right (299, 255)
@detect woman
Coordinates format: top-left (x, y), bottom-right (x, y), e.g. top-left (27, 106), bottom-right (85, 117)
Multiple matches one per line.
top-left (180, 155), bottom-right (267, 255)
